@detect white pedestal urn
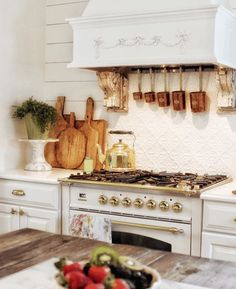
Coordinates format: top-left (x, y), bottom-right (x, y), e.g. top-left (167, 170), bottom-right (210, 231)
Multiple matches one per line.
top-left (19, 139), bottom-right (58, 171)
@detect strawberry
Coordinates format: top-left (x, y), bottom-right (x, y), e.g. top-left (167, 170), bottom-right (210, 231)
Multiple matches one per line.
top-left (65, 271), bottom-right (90, 289)
top-left (85, 283), bottom-right (105, 289)
top-left (63, 262), bottom-right (82, 275)
top-left (88, 265), bottom-right (111, 283)
top-left (112, 278), bottom-right (130, 289)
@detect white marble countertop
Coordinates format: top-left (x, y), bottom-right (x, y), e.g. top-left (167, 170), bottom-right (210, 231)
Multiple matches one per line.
top-left (201, 180), bottom-right (236, 203)
top-left (0, 168), bottom-right (80, 185)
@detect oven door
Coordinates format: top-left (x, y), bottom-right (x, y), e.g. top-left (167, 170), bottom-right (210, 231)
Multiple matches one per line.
top-left (69, 210), bottom-right (191, 255)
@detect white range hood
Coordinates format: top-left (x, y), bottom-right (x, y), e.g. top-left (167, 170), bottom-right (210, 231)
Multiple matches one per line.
top-left (67, 0), bottom-right (236, 69)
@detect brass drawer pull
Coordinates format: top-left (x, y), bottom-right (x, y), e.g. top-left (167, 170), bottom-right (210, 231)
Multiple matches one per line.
top-left (232, 190), bottom-right (236, 195)
top-left (12, 189), bottom-right (25, 197)
top-left (112, 220), bottom-right (184, 234)
top-left (19, 209), bottom-right (25, 216)
top-left (234, 218), bottom-right (236, 222)
top-left (10, 208), bottom-right (18, 215)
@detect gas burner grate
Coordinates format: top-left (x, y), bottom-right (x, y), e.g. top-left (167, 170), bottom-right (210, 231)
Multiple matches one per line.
top-left (68, 170), bottom-right (229, 191)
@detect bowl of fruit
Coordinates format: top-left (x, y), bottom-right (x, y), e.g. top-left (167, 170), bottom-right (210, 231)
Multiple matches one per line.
top-left (55, 246), bottom-right (161, 289)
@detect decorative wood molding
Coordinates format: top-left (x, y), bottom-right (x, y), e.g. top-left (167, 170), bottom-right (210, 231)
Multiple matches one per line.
top-left (96, 71), bottom-right (128, 112)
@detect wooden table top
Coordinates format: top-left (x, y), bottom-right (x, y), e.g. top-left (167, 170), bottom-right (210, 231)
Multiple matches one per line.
top-left (0, 229), bottom-right (235, 288)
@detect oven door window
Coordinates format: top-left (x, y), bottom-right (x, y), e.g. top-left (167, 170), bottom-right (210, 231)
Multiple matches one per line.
top-left (112, 231), bottom-right (171, 251)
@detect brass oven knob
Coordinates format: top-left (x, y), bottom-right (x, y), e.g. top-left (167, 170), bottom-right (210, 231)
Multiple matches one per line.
top-left (146, 199), bottom-right (156, 210)
top-left (172, 202), bottom-right (183, 213)
top-left (122, 197), bottom-right (132, 207)
top-left (133, 198), bottom-right (144, 208)
top-left (110, 196), bottom-right (119, 206)
top-left (159, 201), bottom-right (169, 211)
top-left (98, 195), bottom-right (108, 205)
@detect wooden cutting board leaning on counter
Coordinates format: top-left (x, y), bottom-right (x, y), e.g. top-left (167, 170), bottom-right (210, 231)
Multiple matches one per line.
top-left (45, 96), bottom-right (107, 170)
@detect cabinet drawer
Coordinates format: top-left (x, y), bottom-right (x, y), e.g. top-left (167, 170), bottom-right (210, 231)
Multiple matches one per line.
top-left (202, 232), bottom-right (236, 262)
top-left (0, 180), bottom-right (59, 210)
top-left (203, 201), bottom-right (236, 234)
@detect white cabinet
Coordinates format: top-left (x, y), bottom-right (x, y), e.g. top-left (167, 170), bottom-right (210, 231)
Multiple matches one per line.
top-left (201, 200), bottom-right (236, 262)
top-left (0, 204), bottom-right (18, 233)
top-left (202, 232), bottom-right (236, 262)
top-left (19, 206), bottom-right (58, 232)
top-left (0, 179), bottom-right (61, 234)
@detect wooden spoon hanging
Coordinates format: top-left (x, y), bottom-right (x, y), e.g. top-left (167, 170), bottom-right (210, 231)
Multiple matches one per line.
top-left (44, 96), bottom-right (68, 167)
top-left (56, 112), bottom-right (86, 169)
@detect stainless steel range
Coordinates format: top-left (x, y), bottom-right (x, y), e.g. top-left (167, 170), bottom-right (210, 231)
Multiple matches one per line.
top-left (61, 170), bottom-right (230, 257)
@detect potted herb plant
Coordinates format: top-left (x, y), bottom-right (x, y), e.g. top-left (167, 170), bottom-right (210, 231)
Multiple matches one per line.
top-left (13, 97), bottom-right (57, 139)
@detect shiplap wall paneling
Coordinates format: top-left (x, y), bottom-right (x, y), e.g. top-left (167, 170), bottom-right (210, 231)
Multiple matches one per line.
top-left (47, 0), bottom-right (87, 5)
top-left (45, 82), bottom-right (103, 102)
top-left (46, 2), bottom-right (88, 24)
top-left (46, 24), bottom-right (72, 44)
top-left (45, 63), bottom-right (97, 82)
top-left (45, 0), bottom-right (102, 106)
top-left (46, 43), bottom-right (72, 63)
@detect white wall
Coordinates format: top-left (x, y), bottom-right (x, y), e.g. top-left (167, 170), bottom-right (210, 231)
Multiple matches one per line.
top-left (0, 0), bottom-right (45, 169)
top-left (45, 0), bottom-right (236, 177)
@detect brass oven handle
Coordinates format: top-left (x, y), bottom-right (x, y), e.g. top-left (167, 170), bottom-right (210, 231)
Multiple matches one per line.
top-left (12, 189), bottom-right (25, 197)
top-left (112, 220), bottom-right (184, 234)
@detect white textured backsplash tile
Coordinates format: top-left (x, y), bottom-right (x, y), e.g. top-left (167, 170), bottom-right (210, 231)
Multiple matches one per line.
top-left (105, 71), bottom-right (236, 177)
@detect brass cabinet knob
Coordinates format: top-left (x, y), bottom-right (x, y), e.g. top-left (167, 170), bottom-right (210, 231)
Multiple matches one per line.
top-left (146, 199), bottom-right (157, 210)
top-left (12, 189), bottom-right (25, 197)
top-left (19, 209), bottom-right (25, 216)
top-left (10, 208), bottom-right (18, 215)
top-left (122, 197), bottom-right (132, 207)
top-left (133, 198), bottom-right (144, 208)
top-left (98, 195), bottom-right (108, 205)
top-left (110, 196), bottom-right (119, 206)
top-left (172, 202), bottom-right (183, 213)
top-left (159, 201), bottom-right (169, 211)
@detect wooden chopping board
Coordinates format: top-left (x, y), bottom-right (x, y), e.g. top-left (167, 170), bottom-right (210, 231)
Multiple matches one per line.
top-left (65, 114), bottom-right (107, 170)
top-left (56, 112), bottom-right (86, 169)
top-left (44, 96), bottom-right (68, 167)
top-left (81, 118), bottom-right (107, 170)
top-left (79, 97), bottom-right (99, 170)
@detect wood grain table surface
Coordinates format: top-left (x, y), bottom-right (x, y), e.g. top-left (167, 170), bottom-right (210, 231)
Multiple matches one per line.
top-left (0, 229), bottom-right (235, 289)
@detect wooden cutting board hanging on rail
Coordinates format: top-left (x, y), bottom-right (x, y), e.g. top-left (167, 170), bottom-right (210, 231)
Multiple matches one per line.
top-left (56, 112), bottom-right (86, 169)
top-left (44, 96), bottom-right (68, 167)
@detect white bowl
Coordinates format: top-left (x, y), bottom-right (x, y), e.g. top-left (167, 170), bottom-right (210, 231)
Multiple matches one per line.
top-left (143, 265), bottom-right (161, 289)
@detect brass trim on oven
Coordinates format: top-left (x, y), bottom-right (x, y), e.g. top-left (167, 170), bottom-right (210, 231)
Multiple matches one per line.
top-left (112, 220), bottom-right (184, 234)
top-left (60, 177), bottom-right (232, 197)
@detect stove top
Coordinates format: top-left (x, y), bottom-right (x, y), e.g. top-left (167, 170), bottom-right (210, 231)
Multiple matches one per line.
top-left (67, 170), bottom-right (231, 195)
